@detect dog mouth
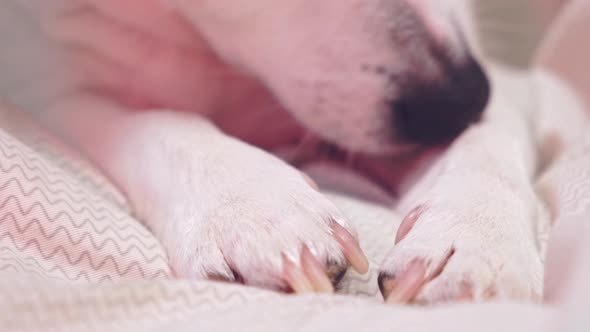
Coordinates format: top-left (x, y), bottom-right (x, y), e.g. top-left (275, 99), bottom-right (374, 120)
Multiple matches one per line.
top-left (283, 134), bottom-right (430, 197)
top-left (212, 99), bottom-right (439, 197)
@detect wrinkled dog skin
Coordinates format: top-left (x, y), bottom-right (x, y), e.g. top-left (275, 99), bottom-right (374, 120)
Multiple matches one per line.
top-left (0, 0), bottom-right (562, 303)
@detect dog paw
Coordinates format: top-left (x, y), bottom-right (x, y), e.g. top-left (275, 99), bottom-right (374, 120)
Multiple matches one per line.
top-left (152, 137), bottom-right (368, 293)
top-left (378, 202), bottom-right (544, 304)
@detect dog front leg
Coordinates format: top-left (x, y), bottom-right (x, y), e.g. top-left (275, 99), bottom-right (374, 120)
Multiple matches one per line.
top-left (378, 68), bottom-right (545, 304)
top-left (39, 93), bottom-right (368, 291)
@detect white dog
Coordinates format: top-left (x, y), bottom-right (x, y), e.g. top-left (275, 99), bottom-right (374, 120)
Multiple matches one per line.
top-left (0, 0), bottom-right (562, 303)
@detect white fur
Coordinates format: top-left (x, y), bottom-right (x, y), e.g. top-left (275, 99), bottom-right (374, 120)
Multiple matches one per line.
top-left (1, 0), bottom-right (467, 153)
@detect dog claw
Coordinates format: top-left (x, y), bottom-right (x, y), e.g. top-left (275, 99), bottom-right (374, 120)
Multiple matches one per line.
top-left (301, 245), bottom-right (334, 293)
top-left (380, 260), bottom-right (426, 303)
top-left (396, 206), bottom-right (426, 244)
top-left (282, 253), bottom-right (314, 294)
top-left (332, 222), bottom-right (369, 274)
top-left (301, 172), bottom-right (320, 191)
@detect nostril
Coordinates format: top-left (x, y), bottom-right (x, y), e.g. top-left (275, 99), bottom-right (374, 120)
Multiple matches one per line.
top-left (392, 57), bottom-right (490, 145)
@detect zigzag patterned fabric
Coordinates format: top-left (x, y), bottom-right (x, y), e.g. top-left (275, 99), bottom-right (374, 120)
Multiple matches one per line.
top-left (0, 103), bottom-right (171, 283)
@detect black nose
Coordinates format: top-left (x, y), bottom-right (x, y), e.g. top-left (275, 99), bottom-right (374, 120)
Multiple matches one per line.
top-left (392, 57), bottom-right (490, 145)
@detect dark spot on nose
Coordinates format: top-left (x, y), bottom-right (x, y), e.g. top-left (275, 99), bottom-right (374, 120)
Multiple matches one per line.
top-left (392, 57), bottom-right (490, 145)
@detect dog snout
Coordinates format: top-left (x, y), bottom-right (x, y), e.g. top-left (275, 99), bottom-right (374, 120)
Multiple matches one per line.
top-left (392, 57), bottom-right (490, 145)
